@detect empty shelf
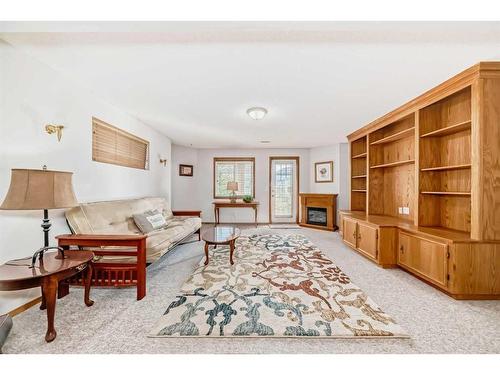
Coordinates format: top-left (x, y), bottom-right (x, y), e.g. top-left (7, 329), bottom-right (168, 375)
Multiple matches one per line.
top-left (420, 191), bottom-right (471, 196)
top-left (352, 175), bottom-right (367, 179)
top-left (370, 127), bottom-right (415, 145)
top-left (370, 160), bottom-right (415, 169)
top-left (351, 189), bottom-right (367, 193)
top-left (420, 120), bottom-right (471, 138)
top-left (420, 164), bottom-right (471, 172)
top-left (352, 152), bottom-right (367, 159)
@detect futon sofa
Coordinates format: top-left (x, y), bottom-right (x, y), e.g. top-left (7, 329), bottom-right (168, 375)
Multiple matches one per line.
top-left (60, 197), bottom-right (201, 299)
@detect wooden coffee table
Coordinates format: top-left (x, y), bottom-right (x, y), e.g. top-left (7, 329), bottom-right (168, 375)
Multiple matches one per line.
top-left (201, 226), bottom-right (241, 265)
top-left (0, 250), bottom-right (94, 342)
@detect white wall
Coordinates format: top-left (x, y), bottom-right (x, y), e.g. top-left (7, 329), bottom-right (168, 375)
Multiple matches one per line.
top-left (170, 144), bottom-right (350, 224)
top-left (309, 144), bottom-right (341, 194)
top-left (171, 144), bottom-right (199, 210)
top-left (0, 40), bottom-right (172, 314)
top-left (171, 147), bottom-right (311, 223)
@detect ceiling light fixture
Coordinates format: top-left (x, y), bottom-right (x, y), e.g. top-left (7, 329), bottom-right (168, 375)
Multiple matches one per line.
top-left (247, 107), bottom-right (268, 120)
top-left (260, 140), bottom-right (271, 144)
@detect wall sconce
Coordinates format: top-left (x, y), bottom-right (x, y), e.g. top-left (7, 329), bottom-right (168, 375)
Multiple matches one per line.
top-left (45, 124), bottom-right (64, 142)
top-left (159, 157), bottom-right (167, 167)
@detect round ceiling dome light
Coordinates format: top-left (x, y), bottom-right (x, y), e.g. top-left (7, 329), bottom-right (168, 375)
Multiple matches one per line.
top-left (247, 107), bottom-right (268, 120)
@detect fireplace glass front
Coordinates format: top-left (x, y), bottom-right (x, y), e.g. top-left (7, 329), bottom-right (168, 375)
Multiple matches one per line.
top-left (307, 207), bottom-right (327, 226)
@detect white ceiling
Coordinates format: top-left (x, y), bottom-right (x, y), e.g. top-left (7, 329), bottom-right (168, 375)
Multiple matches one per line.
top-left (2, 22), bottom-right (500, 148)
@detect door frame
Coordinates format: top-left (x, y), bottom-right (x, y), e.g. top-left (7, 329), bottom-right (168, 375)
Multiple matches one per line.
top-left (268, 156), bottom-right (300, 224)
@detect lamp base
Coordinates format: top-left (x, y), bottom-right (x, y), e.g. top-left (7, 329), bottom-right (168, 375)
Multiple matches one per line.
top-left (0, 314), bottom-right (13, 353)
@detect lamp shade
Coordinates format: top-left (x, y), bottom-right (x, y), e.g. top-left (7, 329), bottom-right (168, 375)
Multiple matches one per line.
top-left (0, 168), bottom-right (78, 210)
top-left (226, 181), bottom-right (239, 192)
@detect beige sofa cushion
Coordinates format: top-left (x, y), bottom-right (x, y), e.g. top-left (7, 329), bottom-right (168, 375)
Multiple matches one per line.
top-left (65, 197), bottom-right (201, 263)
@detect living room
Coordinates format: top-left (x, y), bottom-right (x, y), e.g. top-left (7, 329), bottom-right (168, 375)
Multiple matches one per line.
top-left (1, 1), bottom-right (499, 372)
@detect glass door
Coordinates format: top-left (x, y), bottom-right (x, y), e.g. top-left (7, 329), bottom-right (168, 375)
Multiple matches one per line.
top-left (270, 158), bottom-right (298, 223)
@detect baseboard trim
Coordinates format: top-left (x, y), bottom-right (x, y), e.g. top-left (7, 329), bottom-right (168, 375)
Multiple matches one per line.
top-left (8, 296), bottom-right (42, 317)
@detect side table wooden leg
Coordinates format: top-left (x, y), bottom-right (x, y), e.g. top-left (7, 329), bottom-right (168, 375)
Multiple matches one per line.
top-left (229, 240), bottom-right (235, 265)
top-left (204, 242), bottom-right (209, 265)
top-left (40, 286), bottom-right (46, 310)
top-left (254, 207), bottom-right (258, 227)
top-left (41, 276), bottom-right (58, 342)
top-left (83, 263), bottom-right (94, 307)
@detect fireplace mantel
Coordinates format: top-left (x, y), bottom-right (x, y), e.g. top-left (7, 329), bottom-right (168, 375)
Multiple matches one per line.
top-left (299, 193), bottom-right (338, 231)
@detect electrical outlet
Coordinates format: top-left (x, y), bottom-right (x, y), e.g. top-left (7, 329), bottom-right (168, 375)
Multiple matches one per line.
top-left (398, 207), bottom-right (403, 214)
top-left (403, 207), bottom-right (410, 215)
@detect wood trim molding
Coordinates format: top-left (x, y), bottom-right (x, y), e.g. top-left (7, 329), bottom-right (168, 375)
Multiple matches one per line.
top-left (268, 156), bottom-right (300, 224)
top-left (213, 157), bottom-right (256, 199)
top-left (8, 296), bottom-right (42, 317)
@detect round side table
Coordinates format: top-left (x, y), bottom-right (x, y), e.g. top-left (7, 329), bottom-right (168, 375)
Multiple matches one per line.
top-left (0, 250), bottom-right (94, 342)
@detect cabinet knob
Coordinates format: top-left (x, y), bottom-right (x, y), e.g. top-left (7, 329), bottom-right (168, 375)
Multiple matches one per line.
top-left (353, 232), bottom-right (356, 239)
top-left (400, 245), bottom-right (404, 253)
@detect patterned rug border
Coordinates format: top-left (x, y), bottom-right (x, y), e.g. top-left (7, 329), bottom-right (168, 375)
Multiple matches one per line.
top-left (149, 233), bottom-right (409, 339)
top-left (147, 333), bottom-right (410, 339)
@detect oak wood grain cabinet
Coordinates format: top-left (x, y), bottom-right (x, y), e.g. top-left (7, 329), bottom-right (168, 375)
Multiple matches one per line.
top-left (356, 222), bottom-right (378, 260)
top-left (398, 232), bottom-right (448, 288)
top-left (341, 62), bottom-right (500, 299)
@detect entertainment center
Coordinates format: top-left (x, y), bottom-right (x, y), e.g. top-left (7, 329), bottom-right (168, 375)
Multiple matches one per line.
top-left (340, 62), bottom-right (500, 299)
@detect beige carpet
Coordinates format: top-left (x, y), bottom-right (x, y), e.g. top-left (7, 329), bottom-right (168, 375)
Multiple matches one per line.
top-left (149, 233), bottom-right (407, 338)
top-left (3, 226), bottom-right (499, 353)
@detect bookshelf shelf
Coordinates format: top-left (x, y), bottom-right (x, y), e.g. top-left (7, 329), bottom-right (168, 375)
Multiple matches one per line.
top-left (370, 159), bottom-right (415, 169)
top-left (420, 120), bottom-right (471, 138)
top-left (370, 127), bottom-right (415, 145)
top-left (352, 152), bottom-right (367, 159)
top-left (420, 191), bottom-right (471, 196)
top-left (420, 164), bottom-right (471, 172)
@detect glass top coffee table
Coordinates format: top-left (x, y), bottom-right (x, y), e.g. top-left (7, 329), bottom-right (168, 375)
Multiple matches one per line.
top-left (201, 226), bottom-right (241, 265)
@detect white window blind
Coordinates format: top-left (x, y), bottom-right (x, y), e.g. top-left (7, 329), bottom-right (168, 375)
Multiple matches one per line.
top-left (214, 158), bottom-right (255, 198)
top-left (92, 117), bottom-right (149, 170)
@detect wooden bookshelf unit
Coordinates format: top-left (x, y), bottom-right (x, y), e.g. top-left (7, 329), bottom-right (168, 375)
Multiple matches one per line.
top-left (340, 62), bottom-right (500, 299)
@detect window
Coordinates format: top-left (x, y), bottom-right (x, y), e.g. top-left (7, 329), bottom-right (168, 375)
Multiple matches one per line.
top-left (213, 157), bottom-right (255, 198)
top-left (92, 117), bottom-right (149, 170)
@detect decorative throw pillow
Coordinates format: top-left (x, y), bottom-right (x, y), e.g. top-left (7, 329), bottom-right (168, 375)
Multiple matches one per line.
top-left (163, 207), bottom-right (173, 220)
top-left (133, 209), bottom-right (167, 233)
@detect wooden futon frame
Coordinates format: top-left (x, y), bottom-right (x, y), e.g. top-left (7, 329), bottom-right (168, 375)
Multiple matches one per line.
top-left (56, 210), bottom-right (201, 300)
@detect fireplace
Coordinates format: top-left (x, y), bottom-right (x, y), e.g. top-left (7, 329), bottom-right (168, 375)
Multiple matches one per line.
top-left (299, 193), bottom-right (338, 231)
top-left (307, 207), bottom-right (327, 226)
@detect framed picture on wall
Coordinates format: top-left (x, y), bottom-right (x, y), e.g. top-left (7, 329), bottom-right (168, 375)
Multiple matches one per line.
top-left (179, 164), bottom-right (193, 176)
top-left (314, 161), bottom-right (333, 183)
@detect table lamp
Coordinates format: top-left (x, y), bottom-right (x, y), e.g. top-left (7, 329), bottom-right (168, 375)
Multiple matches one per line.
top-left (0, 166), bottom-right (78, 267)
top-left (227, 181), bottom-right (239, 203)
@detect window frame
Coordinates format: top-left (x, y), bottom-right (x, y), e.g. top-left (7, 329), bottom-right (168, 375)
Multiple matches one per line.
top-left (213, 157), bottom-right (256, 199)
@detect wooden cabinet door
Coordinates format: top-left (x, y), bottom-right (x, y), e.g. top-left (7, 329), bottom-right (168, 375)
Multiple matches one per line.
top-left (357, 222), bottom-right (378, 260)
top-left (398, 232), bottom-right (448, 287)
top-left (342, 218), bottom-right (358, 248)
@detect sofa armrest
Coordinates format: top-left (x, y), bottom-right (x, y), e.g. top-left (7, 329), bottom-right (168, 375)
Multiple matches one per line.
top-left (172, 210), bottom-right (202, 217)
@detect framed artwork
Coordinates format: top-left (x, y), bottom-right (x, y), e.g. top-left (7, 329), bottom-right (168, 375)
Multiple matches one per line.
top-left (179, 164), bottom-right (193, 176)
top-left (314, 161), bottom-right (333, 183)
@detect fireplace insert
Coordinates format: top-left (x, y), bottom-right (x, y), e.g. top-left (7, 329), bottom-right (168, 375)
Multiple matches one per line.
top-left (307, 207), bottom-right (327, 226)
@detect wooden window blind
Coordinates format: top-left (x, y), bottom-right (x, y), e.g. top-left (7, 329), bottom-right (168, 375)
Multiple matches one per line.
top-left (213, 157), bottom-right (255, 198)
top-left (92, 117), bottom-right (149, 170)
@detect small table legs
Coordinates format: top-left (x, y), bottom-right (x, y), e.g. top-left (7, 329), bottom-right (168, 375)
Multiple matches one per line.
top-left (229, 239), bottom-right (235, 265)
top-left (41, 276), bottom-right (58, 343)
top-left (39, 263), bottom-right (94, 343)
top-left (204, 240), bottom-right (235, 266)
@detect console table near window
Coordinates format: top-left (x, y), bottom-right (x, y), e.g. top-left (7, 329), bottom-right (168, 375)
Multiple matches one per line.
top-left (213, 201), bottom-right (259, 226)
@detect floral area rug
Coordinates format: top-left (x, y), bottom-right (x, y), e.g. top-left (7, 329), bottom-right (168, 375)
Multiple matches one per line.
top-left (149, 233), bottom-right (408, 338)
